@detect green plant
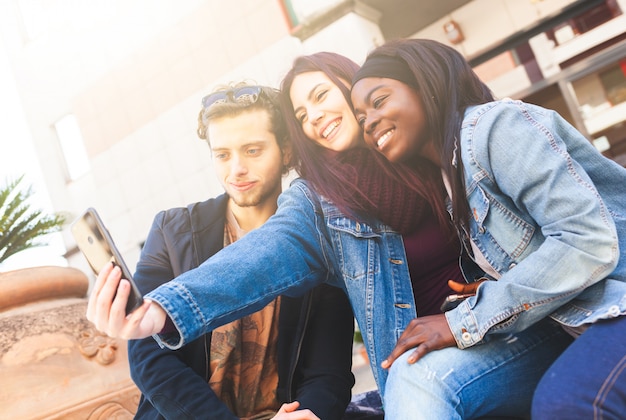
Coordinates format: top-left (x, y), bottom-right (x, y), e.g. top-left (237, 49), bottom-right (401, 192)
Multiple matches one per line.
top-left (0, 174), bottom-right (66, 265)
top-left (354, 328), bottom-right (363, 343)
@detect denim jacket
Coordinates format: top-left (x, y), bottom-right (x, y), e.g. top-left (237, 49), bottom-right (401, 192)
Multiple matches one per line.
top-left (145, 102), bottom-right (626, 395)
top-left (445, 99), bottom-right (626, 348)
top-left (147, 179), bottom-right (418, 393)
top-left (133, 194), bottom-right (354, 419)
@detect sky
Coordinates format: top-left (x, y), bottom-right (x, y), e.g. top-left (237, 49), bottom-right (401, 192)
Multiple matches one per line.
top-left (0, 34), bottom-right (67, 271)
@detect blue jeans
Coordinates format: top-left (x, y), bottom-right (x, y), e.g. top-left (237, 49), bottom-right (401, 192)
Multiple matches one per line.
top-left (383, 318), bottom-right (573, 419)
top-left (532, 316), bottom-right (626, 419)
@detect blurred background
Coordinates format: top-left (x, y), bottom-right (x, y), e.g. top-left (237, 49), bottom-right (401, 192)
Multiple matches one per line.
top-left (1, 1), bottom-right (626, 417)
top-left (1, 0), bottom-right (625, 273)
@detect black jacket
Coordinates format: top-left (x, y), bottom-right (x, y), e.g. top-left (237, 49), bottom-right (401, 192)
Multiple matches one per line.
top-left (129, 194), bottom-right (355, 419)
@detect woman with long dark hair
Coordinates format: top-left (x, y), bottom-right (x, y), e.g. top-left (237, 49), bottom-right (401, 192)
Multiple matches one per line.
top-left (351, 37), bottom-right (626, 419)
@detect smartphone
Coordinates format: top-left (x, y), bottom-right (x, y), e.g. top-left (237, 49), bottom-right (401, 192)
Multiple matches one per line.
top-left (440, 293), bottom-right (474, 312)
top-left (71, 207), bottom-right (143, 315)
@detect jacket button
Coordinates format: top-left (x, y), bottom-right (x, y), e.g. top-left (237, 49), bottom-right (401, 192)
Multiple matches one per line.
top-left (462, 332), bottom-right (472, 342)
top-left (508, 263), bottom-right (517, 270)
top-left (608, 305), bottom-right (620, 317)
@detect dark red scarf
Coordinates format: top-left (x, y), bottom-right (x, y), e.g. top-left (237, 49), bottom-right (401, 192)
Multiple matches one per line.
top-left (335, 148), bottom-right (428, 234)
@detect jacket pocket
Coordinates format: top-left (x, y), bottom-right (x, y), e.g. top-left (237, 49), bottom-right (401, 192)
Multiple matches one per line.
top-left (468, 186), bottom-right (536, 269)
top-left (326, 216), bottom-right (380, 281)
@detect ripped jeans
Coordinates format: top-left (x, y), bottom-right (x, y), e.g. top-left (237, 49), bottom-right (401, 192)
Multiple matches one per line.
top-left (383, 318), bottom-right (572, 419)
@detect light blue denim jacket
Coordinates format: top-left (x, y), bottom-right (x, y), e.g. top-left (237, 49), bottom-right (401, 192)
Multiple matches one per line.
top-left (146, 98), bottom-right (626, 394)
top-left (445, 99), bottom-right (626, 349)
top-left (146, 178), bottom-right (419, 392)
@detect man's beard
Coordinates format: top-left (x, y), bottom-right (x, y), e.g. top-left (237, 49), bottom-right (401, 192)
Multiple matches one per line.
top-left (229, 184), bottom-right (277, 208)
top-left (230, 191), bottom-right (263, 207)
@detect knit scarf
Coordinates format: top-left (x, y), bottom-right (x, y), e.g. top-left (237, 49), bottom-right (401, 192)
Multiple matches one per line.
top-left (335, 148), bottom-right (429, 234)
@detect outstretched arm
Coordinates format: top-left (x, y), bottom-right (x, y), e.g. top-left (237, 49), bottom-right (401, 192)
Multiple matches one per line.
top-left (87, 181), bottom-right (338, 349)
top-left (145, 180), bottom-right (338, 350)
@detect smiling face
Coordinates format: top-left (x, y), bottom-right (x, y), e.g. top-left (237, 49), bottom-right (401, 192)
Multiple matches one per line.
top-left (351, 77), bottom-right (436, 164)
top-left (209, 109), bottom-right (287, 209)
top-left (289, 71), bottom-right (362, 152)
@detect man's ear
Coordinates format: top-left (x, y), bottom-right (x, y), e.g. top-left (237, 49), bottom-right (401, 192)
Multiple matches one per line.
top-left (281, 141), bottom-right (293, 169)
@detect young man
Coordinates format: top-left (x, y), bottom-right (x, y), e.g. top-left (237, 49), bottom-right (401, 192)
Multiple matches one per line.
top-left (128, 83), bottom-right (355, 419)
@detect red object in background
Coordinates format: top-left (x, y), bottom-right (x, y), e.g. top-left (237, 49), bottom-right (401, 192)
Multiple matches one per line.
top-left (444, 20), bottom-right (464, 44)
top-left (620, 60), bottom-right (626, 77)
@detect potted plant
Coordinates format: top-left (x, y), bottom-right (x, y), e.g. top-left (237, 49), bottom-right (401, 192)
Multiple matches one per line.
top-left (0, 174), bottom-right (65, 265)
top-left (0, 174), bottom-right (87, 311)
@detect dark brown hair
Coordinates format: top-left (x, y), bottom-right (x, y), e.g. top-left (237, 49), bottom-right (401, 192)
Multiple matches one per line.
top-left (360, 38), bottom-right (495, 234)
top-left (280, 52), bottom-right (450, 228)
top-left (281, 52), bottom-right (450, 228)
top-left (197, 81), bottom-right (292, 172)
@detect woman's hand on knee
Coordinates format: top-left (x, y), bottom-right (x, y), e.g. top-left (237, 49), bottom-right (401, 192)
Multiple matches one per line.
top-left (381, 314), bottom-right (455, 369)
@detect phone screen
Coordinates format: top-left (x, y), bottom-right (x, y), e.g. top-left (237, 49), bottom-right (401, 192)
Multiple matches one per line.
top-left (71, 208), bottom-right (143, 315)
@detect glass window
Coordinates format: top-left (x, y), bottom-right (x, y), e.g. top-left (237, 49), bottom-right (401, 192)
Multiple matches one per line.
top-left (282, 0), bottom-right (343, 27)
top-left (54, 114), bottom-right (90, 181)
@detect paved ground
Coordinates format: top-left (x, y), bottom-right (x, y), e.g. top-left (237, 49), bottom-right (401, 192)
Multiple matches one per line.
top-left (352, 343), bottom-right (377, 394)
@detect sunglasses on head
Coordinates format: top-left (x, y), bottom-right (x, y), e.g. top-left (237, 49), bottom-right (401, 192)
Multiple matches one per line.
top-left (201, 86), bottom-right (263, 109)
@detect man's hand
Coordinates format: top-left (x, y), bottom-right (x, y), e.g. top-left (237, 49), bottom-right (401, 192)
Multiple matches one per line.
top-left (381, 314), bottom-right (456, 369)
top-left (271, 402), bottom-right (320, 420)
top-left (86, 262), bottom-right (166, 340)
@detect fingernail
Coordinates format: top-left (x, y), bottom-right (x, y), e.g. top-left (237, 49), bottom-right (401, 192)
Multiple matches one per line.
top-left (381, 360), bottom-right (389, 369)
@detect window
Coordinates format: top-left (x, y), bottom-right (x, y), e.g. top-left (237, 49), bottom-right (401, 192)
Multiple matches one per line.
top-left (281, 0), bottom-right (343, 28)
top-left (54, 114), bottom-right (90, 181)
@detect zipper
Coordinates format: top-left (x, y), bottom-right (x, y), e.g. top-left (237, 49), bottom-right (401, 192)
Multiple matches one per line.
top-left (286, 291), bottom-right (313, 401)
top-left (204, 334), bottom-right (210, 380)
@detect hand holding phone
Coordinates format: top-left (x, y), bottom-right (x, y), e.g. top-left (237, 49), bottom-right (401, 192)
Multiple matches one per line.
top-left (86, 262), bottom-right (165, 340)
top-left (71, 208), bottom-right (143, 315)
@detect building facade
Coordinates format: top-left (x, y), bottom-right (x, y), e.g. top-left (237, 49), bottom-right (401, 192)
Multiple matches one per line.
top-left (0, 0), bottom-right (624, 272)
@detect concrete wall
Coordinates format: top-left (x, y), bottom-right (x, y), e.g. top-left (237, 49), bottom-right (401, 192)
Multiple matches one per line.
top-left (1, 0), bottom-right (624, 273)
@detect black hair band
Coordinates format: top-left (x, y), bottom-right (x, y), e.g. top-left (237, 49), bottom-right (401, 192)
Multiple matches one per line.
top-left (352, 55), bottom-right (418, 90)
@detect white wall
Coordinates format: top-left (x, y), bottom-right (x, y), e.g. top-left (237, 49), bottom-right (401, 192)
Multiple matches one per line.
top-left (0, 0), bottom-right (386, 274)
top-left (0, 0), bottom-right (295, 273)
top-left (2, 0), bottom-right (619, 273)
top-left (300, 12), bottom-right (384, 64)
top-left (411, 0), bottom-right (578, 56)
